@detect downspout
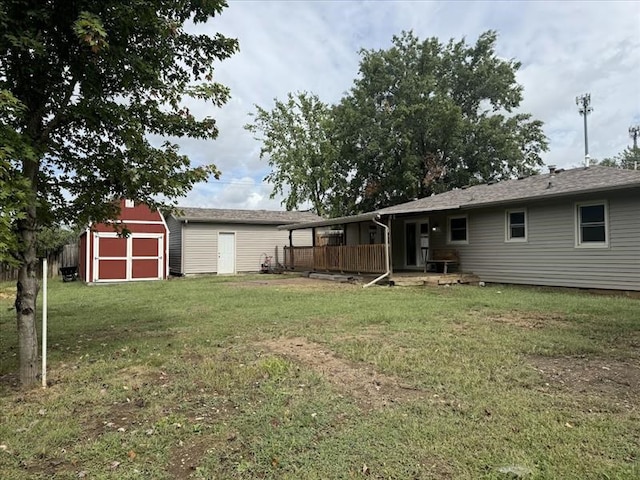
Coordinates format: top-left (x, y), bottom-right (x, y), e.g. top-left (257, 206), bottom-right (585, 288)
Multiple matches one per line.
top-left (363, 215), bottom-right (390, 288)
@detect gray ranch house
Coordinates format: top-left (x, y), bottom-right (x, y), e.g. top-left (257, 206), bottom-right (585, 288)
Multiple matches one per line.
top-left (281, 165), bottom-right (640, 291)
top-left (167, 208), bottom-right (320, 276)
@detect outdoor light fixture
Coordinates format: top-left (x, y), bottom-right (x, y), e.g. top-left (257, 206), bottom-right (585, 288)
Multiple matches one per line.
top-left (576, 93), bottom-right (593, 166)
top-left (431, 223), bottom-right (441, 233)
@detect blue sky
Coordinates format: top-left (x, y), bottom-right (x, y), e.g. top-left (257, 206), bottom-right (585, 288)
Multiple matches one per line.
top-left (172, 0), bottom-right (640, 210)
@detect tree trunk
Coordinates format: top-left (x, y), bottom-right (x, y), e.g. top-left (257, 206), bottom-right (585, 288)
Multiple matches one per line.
top-left (16, 262), bottom-right (40, 387)
top-left (15, 157), bottom-right (40, 387)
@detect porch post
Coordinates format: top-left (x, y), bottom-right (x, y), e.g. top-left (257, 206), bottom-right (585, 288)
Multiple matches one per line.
top-left (387, 216), bottom-right (393, 275)
top-left (312, 227), bottom-right (317, 271)
top-left (289, 230), bottom-right (294, 270)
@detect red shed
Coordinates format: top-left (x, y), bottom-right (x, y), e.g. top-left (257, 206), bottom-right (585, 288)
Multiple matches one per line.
top-left (79, 199), bottom-right (168, 283)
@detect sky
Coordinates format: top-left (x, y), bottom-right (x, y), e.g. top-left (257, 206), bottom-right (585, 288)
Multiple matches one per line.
top-left (171, 0), bottom-right (640, 211)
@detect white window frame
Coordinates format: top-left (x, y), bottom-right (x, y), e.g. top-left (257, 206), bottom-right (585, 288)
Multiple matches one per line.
top-left (575, 201), bottom-right (609, 248)
top-left (124, 199), bottom-right (134, 208)
top-left (505, 208), bottom-right (528, 242)
top-left (448, 215), bottom-right (469, 245)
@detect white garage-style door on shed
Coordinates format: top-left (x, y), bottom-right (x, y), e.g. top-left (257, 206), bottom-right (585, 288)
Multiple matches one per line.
top-left (92, 232), bottom-right (165, 282)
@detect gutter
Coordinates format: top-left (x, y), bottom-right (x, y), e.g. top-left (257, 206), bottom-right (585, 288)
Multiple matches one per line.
top-left (363, 215), bottom-right (391, 288)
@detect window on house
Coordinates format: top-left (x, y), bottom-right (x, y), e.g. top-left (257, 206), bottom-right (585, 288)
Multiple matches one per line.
top-left (506, 209), bottom-right (527, 241)
top-left (577, 202), bottom-right (607, 246)
top-left (449, 216), bottom-right (468, 243)
top-left (124, 199), bottom-right (134, 208)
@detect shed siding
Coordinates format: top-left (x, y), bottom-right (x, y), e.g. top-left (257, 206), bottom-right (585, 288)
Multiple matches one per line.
top-left (455, 190), bottom-right (640, 290)
top-left (166, 216), bottom-right (183, 274)
top-left (181, 223), bottom-right (313, 275)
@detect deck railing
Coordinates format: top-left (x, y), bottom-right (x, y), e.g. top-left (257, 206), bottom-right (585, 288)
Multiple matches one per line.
top-left (283, 244), bottom-right (386, 274)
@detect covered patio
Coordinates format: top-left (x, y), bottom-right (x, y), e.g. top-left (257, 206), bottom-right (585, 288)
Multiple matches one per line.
top-left (278, 210), bottom-right (471, 287)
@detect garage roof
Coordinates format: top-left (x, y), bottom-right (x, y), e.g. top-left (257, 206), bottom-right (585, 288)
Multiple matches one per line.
top-left (172, 207), bottom-right (323, 225)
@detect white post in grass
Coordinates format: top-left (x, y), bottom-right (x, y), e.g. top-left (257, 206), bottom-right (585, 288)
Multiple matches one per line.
top-left (42, 257), bottom-right (48, 389)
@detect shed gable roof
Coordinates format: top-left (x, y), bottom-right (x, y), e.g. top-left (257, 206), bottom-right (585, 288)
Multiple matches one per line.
top-left (378, 165), bottom-right (640, 215)
top-left (172, 207), bottom-right (322, 225)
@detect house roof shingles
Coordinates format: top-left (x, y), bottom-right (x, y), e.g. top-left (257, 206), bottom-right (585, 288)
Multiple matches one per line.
top-left (172, 207), bottom-right (322, 225)
top-left (377, 165), bottom-right (640, 216)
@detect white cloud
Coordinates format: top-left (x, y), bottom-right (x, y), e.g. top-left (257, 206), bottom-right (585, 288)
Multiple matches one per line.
top-left (171, 0), bottom-right (640, 210)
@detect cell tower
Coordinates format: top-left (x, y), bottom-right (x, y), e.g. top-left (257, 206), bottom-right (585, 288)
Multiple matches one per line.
top-left (630, 125), bottom-right (640, 150)
top-left (576, 93), bottom-right (593, 166)
top-left (630, 125), bottom-right (640, 170)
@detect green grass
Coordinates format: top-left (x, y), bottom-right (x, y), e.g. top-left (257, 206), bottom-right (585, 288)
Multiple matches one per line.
top-left (0, 275), bottom-right (638, 479)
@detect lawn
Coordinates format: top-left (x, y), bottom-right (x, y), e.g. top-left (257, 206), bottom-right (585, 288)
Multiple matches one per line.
top-left (0, 275), bottom-right (638, 479)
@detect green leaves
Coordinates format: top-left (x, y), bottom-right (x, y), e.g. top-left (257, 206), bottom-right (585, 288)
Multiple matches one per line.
top-left (597, 147), bottom-right (640, 170)
top-left (245, 92), bottom-right (343, 216)
top-left (73, 11), bottom-right (108, 53)
top-left (249, 30), bottom-right (548, 216)
top-left (337, 30), bottom-right (547, 212)
top-left (1, 0), bottom-right (238, 228)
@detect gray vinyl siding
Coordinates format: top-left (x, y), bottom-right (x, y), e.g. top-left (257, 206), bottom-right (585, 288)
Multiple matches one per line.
top-left (345, 223), bottom-right (360, 246)
top-left (453, 190), bottom-right (640, 290)
top-left (181, 222), bottom-right (313, 275)
top-left (166, 216), bottom-right (183, 274)
top-left (345, 221), bottom-right (383, 245)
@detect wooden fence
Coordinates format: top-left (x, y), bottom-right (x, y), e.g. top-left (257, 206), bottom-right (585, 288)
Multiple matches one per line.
top-left (283, 244), bottom-right (386, 274)
top-left (0, 243), bottom-right (78, 281)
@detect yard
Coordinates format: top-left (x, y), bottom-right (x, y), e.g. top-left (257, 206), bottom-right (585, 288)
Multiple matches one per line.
top-left (0, 275), bottom-right (638, 479)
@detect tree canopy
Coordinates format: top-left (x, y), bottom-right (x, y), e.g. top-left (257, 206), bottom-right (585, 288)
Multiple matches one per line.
top-left (597, 146), bottom-right (640, 170)
top-left (245, 92), bottom-right (343, 217)
top-left (247, 30), bottom-right (548, 216)
top-left (1, 0), bottom-right (238, 386)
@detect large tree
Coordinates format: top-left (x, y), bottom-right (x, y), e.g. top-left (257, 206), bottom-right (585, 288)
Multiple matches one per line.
top-left (1, 0), bottom-right (238, 386)
top-left (245, 92), bottom-right (344, 216)
top-left (251, 31), bottom-right (548, 216)
top-left (335, 30), bottom-right (547, 213)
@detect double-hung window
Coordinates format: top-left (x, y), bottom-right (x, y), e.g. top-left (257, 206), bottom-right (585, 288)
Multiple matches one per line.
top-left (576, 202), bottom-right (608, 247)
top-left (506, 209), bottom-right (527, 242)
top-left (448, 215), bottom-right (468, 244)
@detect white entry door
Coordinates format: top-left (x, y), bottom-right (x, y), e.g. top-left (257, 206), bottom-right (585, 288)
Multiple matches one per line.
top-left (218, 232), bottom-right (235, 274)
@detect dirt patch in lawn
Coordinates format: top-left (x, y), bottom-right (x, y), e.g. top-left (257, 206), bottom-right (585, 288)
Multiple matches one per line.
top-left (166, 435), bottom-right (216, 479)
top-left (529, 355), bottom-right (639, 408)
top-left (233, 276), bottom-right (359, 291)
top-left (0, 286), bottom-right (16, 300)
top-left (259, 337), bottom-right (427, 410)
top-left (485, 310), bottom-right (569, 329)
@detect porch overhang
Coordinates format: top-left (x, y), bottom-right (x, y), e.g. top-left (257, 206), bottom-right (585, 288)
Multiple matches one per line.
top-left (277, 212), bottom-right (382, 231)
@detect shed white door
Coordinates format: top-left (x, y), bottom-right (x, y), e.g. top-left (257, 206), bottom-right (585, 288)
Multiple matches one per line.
top-left (218, 232), bottom-right (235, 274)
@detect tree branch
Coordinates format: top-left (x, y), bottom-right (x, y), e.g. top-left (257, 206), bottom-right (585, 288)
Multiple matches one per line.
top-left (39, 78), bottom-right (78, 144)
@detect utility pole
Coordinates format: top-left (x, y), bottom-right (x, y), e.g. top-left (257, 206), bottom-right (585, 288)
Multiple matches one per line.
top-left (630, 125), bottom-right (640, 170)
top-left (576, 93), bottom-right (593, 166)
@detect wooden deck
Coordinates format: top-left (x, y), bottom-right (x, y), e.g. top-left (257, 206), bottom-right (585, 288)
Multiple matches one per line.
top-left (282, 246), bottom-right (479, 287)
top-left (284, 245), bottom-right (386, 274)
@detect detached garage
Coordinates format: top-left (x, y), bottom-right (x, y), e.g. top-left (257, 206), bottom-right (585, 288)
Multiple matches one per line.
top-left (167, 208), bottom-right (321, 276)
top-left (79, 199), bottom-right (169, 283)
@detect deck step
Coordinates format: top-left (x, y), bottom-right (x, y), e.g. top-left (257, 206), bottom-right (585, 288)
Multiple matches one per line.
top-left (391, 273), bottom-right (480, 287)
